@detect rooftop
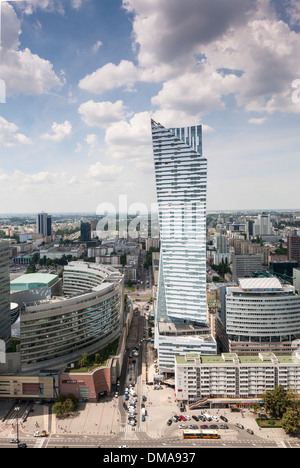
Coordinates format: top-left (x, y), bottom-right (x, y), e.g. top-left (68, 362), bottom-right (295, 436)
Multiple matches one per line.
top-left (238, 277), bottom-right (283, 291)
top-left (176, 352), bottom-right (300, 366)
top-left (10, 273), bottom-right (59, 291)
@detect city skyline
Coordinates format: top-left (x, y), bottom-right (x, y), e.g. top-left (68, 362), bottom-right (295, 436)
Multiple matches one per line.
top-left (0, 0), bottom-right (300, 214)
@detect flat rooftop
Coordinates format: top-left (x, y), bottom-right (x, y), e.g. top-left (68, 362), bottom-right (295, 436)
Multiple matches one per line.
top-left (176, 352), bottom-right (300, 365)
top-left (238, 277), bottom-right (283, 291)
top-left (10, 273), bottom-right (59, 291)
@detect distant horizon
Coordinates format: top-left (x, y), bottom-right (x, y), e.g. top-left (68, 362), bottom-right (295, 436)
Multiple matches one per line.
top-left (1, 208), bottom-right (300, 218)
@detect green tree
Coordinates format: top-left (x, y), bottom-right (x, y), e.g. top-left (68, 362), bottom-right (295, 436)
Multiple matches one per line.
top-left (78, 352), bottom-right (88, 369)
top-left (52, 401), bottom-right (63, 416)
top-left (262, 385), bottom-right (289, 418)
top-left (281, 407), bottom-right (299, 434)
top-left (62, 398), bottom-right (75, 415)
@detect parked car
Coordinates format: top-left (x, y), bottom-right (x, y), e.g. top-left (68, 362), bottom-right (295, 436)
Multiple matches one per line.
top-left (167, 419), bottom-right (172, 426)
top-left (235, 423), bottom-right (244, 429)
top-left (192, 415), bottom-right (199, 422)
top-left (247, 429), bottom-right (254, 435)
top-left (209, 424), bottom-right (218, 430)
top-left (219, 424), bottom-right (229, 430)
top-left (179, 424), bottom-right (187, 429)
top-left (10, 439), bottom-right (19, 444)
top-left (200, 425), bottom-right (208, 429)
top-left (179, 415), bottom-right (187, 421)
top-left (220, 416), bottom-right (228, 422)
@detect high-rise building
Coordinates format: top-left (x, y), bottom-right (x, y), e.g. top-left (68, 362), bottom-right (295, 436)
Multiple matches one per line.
top-left (232, 253), bottom-right (262, 282)
top-left (287, 230), bottom-right (300, 267)
top-left (151, 120), bottom-right (216, 373)
top-left (152, 120), bottom-right (207, 324)
top-left (0, 241), bottom-right (11, 343)
top-left (253, 213), bottom-right (274, 237)
top-left (37, 212), bottom-right (52, 238)
top-left (80, 221), bottom-right (91, 242)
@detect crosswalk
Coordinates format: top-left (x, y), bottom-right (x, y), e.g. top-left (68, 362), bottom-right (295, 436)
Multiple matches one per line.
top-left (119, 425), bottom-right (147, 433)
top-left (276, 440), bottom-right (287, 448)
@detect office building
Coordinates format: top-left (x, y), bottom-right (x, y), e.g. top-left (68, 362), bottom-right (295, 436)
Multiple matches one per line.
top-left (213, 234), bottom-right (231, 265)
top-left (269, 261), bottom-right (297, 283)
top-left (253, 213), bottom-right (274, 237)
top-left (288, 231), bottom-right (300, 267)
top-left (232, 254), bottom-right (262, 282)
top-left (0, 242), bottom-right (11, 343)
top-left (19, 262), bottom-right (124, 372)
top-left (80, 221), bottom-right (91, 242)
top-left (219, 277), bottom-right (300, 355)
top-left (37, 212), bottom-right (52, 238)
top-left (152, 120), bottom-right (215, 373)
top-left (293, 268), bottom-right (300, 294)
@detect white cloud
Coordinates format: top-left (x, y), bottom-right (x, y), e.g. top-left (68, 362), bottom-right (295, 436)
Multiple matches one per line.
top-left (78, 60), bottom-right (139, 94)
top-left (85, 133), bottom-right (98, 156)
top-left (41, 121), bottom-right (72, 142)
top-left (0, 116), bottom-right (32, 147)
top-left (92, 41), bottom-right (103, 54)
top-left (285, 0), bottom-right (300, 26)
top-left (118, 0), bottom-right (300, 119)
top-left (1, 3), bottom-right (62, 97)
top-left (248, 117), bottom-right (267, 125)
top-left (86, 162), bottom-right (123, 180)
top-left (78, 100), bottom-right (130, 128)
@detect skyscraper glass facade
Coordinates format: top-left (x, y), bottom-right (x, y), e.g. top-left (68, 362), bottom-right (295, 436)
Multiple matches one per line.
top-left (152, 120), bottom-right (207, 325)
top-left (0, 242), bottom-right (11, 342)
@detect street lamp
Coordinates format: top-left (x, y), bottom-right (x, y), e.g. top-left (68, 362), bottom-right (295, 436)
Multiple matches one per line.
top-left (14, 406), bottom-right (20, 443)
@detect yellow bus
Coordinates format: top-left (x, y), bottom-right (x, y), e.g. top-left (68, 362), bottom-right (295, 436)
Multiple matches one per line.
top-left (183, 429), bottom-right (219, 439)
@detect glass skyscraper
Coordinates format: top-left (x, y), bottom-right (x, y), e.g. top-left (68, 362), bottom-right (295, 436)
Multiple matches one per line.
top-left (152, 120), bottom-right (208, 325)
top-left (0, 241), bottom-right (11, 343)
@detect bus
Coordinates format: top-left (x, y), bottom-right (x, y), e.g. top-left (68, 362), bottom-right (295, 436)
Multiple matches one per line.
top-left (183, 430), bottom-right (219, 440)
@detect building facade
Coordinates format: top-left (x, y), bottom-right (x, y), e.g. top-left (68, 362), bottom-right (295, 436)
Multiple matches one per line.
top-left (37, 212), bottom-right (52, 238)
top-left (151, 119), bottom-right (212, 373)
top-left (288, 231), bottom-right (300, 266)
top-left (220, 277), bottom-right (300, 355)
top-left (0, 241), bottom-right (11, 343)
top-left (19, 263), bottom-right (124, 372)
top-left (175, 352), bottom-right (300, 404)
top-left (232, 254), bottom-right (262, 282)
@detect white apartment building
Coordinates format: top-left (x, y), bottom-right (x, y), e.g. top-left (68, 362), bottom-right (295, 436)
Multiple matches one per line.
top-left (175, 352), bottom-right (300, 404)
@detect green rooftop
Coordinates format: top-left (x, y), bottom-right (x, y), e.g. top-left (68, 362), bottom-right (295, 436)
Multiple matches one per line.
top-left (10, 273), bottom-right (59, 291)
top-left (176, 352), bottom-right (300, 366)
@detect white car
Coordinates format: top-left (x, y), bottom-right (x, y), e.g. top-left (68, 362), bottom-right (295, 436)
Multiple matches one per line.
top-left (185, 415), bottom-right (191, 420)
top-left (179, 424), bottom-right (187, 429)
top-left (115, 392), bottom-right (119, 398)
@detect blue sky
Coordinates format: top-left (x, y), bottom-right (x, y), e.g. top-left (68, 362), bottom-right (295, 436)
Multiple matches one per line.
top-left (0, 0), bottom-right (300, 214)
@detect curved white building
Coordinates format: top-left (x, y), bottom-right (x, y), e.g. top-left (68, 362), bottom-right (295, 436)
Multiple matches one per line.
top-left (20, 262), bottom-right (124, 372)
top-left (225, 277), bottom-right (300, 354)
